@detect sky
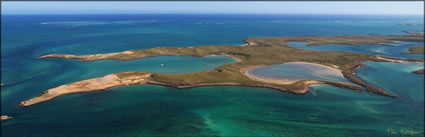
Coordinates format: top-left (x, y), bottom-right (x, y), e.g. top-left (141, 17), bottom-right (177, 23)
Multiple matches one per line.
top-left (1, 1), bottom-right (424, 15)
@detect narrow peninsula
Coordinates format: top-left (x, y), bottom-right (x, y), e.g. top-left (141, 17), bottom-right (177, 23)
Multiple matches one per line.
top-left (21, 34), bottom-right (424, 107)
top-left (20, 72), bottom-right (151, 106)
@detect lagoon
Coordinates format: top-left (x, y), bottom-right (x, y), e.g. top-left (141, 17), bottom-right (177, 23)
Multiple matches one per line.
top-left (246, 62), bottom-right (348, 83)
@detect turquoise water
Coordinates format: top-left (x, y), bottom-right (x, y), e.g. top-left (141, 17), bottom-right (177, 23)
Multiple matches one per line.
top-left (1, 55), bottom-right (236, 114)
top-left (2, 55), bottom-right (236, 85)
top-left (247, 63), bottom-right (347, 82)
top-left (357, 61), bottom-right (424, 102)
top-left (288, 41), bottom-right (424, 59)
top-left (1, 14), bottom-right (424, 136)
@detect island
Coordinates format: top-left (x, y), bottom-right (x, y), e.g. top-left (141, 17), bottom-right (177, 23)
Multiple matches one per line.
top-left (1, 115), bottom-right (11, 121)
top-left (20, 34), bottom-right (424, 107)
top-left (398, 23), bottom-right (424, 26)
top-left (402, 30), bottom-right (425, 35)
top-left (402, 46), bottom-right (424, 54)
top-left (413, 69), bottom-right (425, 74)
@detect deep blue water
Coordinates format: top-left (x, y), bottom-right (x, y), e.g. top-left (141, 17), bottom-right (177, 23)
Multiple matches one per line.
top-left (1, 14), bottom-right (424, 136)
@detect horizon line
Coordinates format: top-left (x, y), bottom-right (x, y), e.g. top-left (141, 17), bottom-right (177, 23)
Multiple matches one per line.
top-left (2, 13), bottom-right (424, 16)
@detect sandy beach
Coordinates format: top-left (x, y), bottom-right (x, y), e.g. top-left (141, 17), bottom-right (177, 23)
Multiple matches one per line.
top-left (20, 72), bottom-right (152, 107)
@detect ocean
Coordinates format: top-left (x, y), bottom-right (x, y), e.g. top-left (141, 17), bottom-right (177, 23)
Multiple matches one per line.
top-left (1, 14), bottom-right (424, 137)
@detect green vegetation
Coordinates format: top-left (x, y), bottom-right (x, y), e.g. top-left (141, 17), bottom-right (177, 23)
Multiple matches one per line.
top-left (41, 34), bottom-right (424, 97)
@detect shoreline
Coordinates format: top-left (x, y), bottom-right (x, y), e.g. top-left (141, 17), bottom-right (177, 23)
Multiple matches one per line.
top-left (145, 80), bottom-right (362, 95)
top-left (375, 56), bottom-right (405, 63)
top-left (19, 65), bottom-right (364, 107)
top-left (344, 63), bottom-right (396, 98)
top-left (22, 58), bottom-right (398, 107)
top-left (19, 79), bottom-right (363, 107)
top-left (40, 52), bottom-right (244, 63)
top-left (207, 54), bottom-right (242, 62)
top-left (283, 61), bottom-right (343, 73)
top-left (239, 62), bottom-right (397, 98)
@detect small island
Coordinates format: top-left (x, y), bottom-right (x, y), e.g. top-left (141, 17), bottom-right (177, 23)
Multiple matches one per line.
top-left (20, 34), bottom-right (424, 107)
top-left (402, 46), bottom-right (424, 55)
top-left (413, 69), bottom-right (425, 74)
top-left (399, 23), bottom-right (424, 26)
top-left (402, 30), bottom-right (425, 35)
top-left (1, 115), bottom-right (12, 121)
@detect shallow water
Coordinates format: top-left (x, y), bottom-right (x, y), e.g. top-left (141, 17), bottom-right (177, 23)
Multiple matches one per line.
top-left (1, 55), bottom-right (236, 114)
top-left (2, 14), bottom-right (424, 136)
top-left (356, 61), bottom-right (424, 102)
top-left (3, 77), bottom-right (423, 136)
top-left (247, 62), bottom-right (348, 82)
